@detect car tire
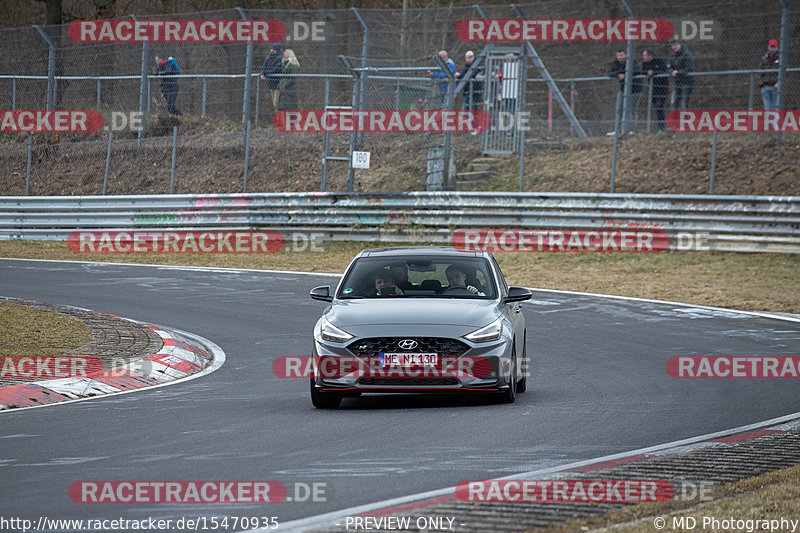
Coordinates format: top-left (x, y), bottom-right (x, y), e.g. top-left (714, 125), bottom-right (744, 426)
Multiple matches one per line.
top-left (489, 348), bottom-right (516, 404)
top-left (517, 331), bottom-right (527, 393)
top-left (310, 377), bottom-right (343, 408)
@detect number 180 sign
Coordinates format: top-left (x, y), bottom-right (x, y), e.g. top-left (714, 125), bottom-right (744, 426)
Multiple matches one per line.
top-left (352, 151), bottom-right (370, 169)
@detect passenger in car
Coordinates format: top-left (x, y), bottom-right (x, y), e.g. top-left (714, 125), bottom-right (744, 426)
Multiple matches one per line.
top-left (373, 270), bottom-right (404, 296)
top-left (389, 263), bottom-right (415, 292)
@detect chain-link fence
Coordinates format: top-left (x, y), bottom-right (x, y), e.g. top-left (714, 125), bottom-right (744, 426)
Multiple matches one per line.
top-left (0, 0), bottom-right (796, 195)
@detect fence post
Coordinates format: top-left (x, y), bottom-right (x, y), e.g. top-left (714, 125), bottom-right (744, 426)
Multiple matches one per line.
top-left (201, 77), bottom-right (207, 117)
top-left (33, 25), bottom-right (56, 111)
top-left (509, 5), bottom-right (587, 138)
top-left (321, 77), bottom-right (330, 192)
top-left (776, 0), bottom-right (789, 141)
top-left (131, 15), bottom-right (149, 147)
top-left (748, 72), bottom-right (754, 111)
top-left (12, 78), bottom-right (16, 110)
top-left (103, 131), bottom-right (113, 195)
top-left (96, 79), bottom-right (101, 108)
top-left (434, 52), bottom-right (456, 189)
top-left (352, 7), bottom-right (370, 148)
top-left (236, 7), bottom-right (254, 146)
top-left (243, 120), bottom-right (252, 193)
top-left (26, 135), bottom-right (32, 196)
top-left (646, 78), bottom-right (653, 132)
top-left (170, 125), bottom-right (177, 194)
top-left (610, 92), bottom-right (622, 193)
top-left (254, 75), bottom-right (261, 127)
top-left (709, 131), bottom-right (718, 194)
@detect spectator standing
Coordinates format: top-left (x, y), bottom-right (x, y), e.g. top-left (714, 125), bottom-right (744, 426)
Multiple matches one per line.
top-left (607, 49), bottom-right (642, 136)
top-left (455, 50), bottom-right (484, 134)
top-left (759, 39), bottom-right (780, 111)
top-left (278, 49), bottom-right (299, 111)
top-left (260, 43), bottom-right (283, 111)
top-left (427, 50), bottom-right (456, 109)
top-left (153, 55), bottom-right (182, 116)
top-left (668, 39), bottom-right (695, 110)
top-left (642, 49), bottom-right (669, 132)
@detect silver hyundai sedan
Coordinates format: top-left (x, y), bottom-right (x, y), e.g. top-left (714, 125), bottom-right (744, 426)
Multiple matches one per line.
top-left (309, 246), bottom-right (531, 408)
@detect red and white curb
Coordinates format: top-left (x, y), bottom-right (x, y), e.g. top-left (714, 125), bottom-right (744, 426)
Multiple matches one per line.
top-left (0, 321), bottom-right (225, 412)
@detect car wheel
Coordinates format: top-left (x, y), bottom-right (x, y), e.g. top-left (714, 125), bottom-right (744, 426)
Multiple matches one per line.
top-left (517, 331), bottom-right (527, 393)
top-left (489, 348), bottom-right (516, 404)
top-left (310, 377), bottom-right (343, 408)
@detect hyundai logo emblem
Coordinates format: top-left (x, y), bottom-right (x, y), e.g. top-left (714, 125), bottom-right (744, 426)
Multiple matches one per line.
top-left (398, 339), bottom-right (418, 350)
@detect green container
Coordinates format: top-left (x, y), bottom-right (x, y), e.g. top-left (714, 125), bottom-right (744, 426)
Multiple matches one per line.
top-left (398, 85), bottom-right (431, 110)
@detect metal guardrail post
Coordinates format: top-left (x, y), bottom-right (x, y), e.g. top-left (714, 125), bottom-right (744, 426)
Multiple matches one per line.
top-left (236, 7), bottom-right (254, 146)
top-left (103, 131), bottom-right (113, 195)
top-left (33, 25), bottom-right (56, 111)
top-left (243, 120), bottom-right (252, 193)
top-left (131, 15), bottom-right (149, 147)
top-left (170, 126), bottom-right (178, 194)
top-left (509, 4), bottom-right (587, 139)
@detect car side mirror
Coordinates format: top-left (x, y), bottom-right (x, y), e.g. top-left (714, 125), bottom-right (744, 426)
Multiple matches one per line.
top-left (504, 286), bottom-right (532, 303)
top-left (309, 286), bottom-right (333, 302)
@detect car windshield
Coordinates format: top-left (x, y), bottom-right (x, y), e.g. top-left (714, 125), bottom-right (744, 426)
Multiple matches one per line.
top-left (337, 256), bottom-right (497, 299)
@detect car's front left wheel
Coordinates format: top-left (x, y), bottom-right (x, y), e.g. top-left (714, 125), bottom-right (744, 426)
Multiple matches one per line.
top-left (489, 348), bottom-right (516, 404)
top-left (310, 377), bottom-right (343, 408)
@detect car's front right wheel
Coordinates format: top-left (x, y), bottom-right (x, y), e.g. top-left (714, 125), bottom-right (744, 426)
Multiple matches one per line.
top-left (489, 348), bottom-right (516, 404)
top-left (310, 377), bottom-right (343, 408)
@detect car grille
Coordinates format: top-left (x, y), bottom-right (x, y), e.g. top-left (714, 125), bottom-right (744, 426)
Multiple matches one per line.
top-left (347, 337), bottom-right (469, 357)
top-left (358, 378), bottom-right (460, 386)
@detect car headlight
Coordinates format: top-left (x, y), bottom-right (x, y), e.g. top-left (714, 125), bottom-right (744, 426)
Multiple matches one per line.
top-left (320, 317), bottom-right (353, 343)
top-left (464, 318), bottom-right (503, 342)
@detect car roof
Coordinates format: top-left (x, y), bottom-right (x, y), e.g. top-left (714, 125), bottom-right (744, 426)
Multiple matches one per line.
top-left (358, 246), bottom-right (483, 258)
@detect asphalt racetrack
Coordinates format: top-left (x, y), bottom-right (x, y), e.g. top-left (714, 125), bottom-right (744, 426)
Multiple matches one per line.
top-left (2, 259), bottom-right (799, 527)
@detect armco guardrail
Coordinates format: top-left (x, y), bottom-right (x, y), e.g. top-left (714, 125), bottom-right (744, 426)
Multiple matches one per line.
top-left (1, 192), bottom-right (799, 253)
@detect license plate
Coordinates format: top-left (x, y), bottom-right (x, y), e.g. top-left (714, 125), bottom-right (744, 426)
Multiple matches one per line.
top-left (379, 353), bottom-right (438, 367)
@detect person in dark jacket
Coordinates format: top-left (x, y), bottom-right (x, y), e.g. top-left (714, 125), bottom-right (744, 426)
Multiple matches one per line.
top-left (759, 39), bottom-right (780, 111)
top-left (642, 49), bottom-right (669, 132)
top-left (455, 50), bottom-right (484, 134)
top-left (260, 43), bottom-right (283, 111)
top-left (456, 50), bottom-right (483, 111)
top-left (277, 49), bottom-right (299, 111)
top-left (153, 55), bottom-right (181, 116)
top-left (607, 50), bottom-right (642, 135)
top-left (668, 40), bottom-right (695, 110)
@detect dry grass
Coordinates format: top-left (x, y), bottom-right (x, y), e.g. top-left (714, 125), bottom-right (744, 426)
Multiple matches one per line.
top-left (1, 240), bottom-right (798, 313)
top-left (538, 465), bottom-right (800, 533)
top-left (0, 301), bottom-right (92, 358)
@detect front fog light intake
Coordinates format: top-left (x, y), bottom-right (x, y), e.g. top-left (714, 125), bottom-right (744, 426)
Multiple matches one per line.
top-left (465, 318), bottom-right (502, 342)
top-left (321, 318), bottom-right (353, 343)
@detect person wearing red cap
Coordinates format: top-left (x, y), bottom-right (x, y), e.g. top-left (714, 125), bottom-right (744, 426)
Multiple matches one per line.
top-left (759, 39), bottom-right (780, 111)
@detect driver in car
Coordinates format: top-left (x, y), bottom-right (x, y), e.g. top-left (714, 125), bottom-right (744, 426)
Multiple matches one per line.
top-left (445, 265), bottom-right (485, 295)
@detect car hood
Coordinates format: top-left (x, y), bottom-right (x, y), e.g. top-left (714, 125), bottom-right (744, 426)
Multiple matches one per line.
top-left (327, 298), bottom-right (500, 329)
